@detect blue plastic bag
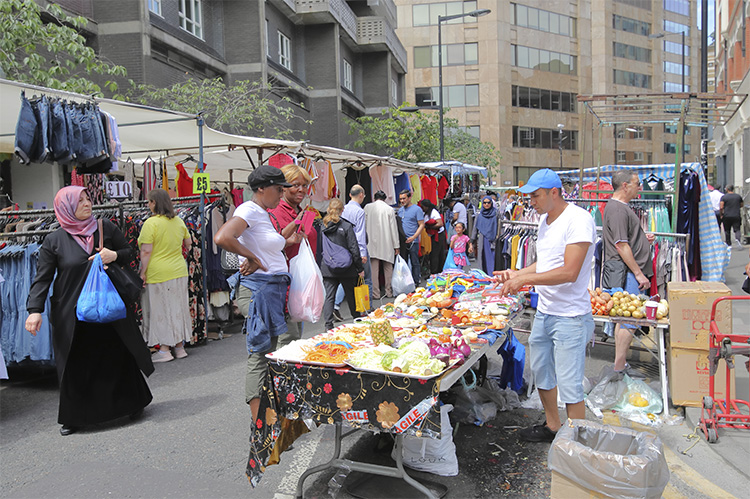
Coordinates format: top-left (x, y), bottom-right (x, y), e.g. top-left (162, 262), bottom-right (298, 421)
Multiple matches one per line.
top-left (498, 328), bottom-right (526, 393)
top-left (443, 248), bottom-right (461, 271)
top-left (76, 253), bottom-right (127, 323)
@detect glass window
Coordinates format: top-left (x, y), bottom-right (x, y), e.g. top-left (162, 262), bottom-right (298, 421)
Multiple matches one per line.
top-left (664, 20), bottom-right (689, 36)
top-left (278, 31), bottom-right (292, 70)
top-left (463, 1), bottom-right (477, 22)
top-left (446, 2), bottom-right (463, 24)
top-left (664, 40), bottom-right (689, 56)
top-left (541, 129), bottom-right (552, 148)
top-left (392, 79), bottom-right (398, 107)
top-left (511, 85), bottom-right (518, 106)
top-left (539, 10), bottom-right (549, 31)
top-left (429, 4), bottom-right (446, 25)
top-left (148, 0), bottom-right (162, 15)
top-left (549, 12), bottom-right (559, 33)
top-left (516, 4), bottom-right (527, 26)
top-left (448, 85), bottom-right (465, 107)
top-left (465, 126), bottom-right (480, 138)
top-left (664, 81), bottom-right (689, 92)
top-left (664, 61), bottom-right (690, 76)
top-left (414, 46), bottom-right (431, 68)
top-left (415, 87), bottom-right (436, 107)
top-left (413, 5), bottom-right (430, 26)
top-left (528, 47), bottom-right (539, 69)
top-left (664, 0), bottom-right (690, 16)
top-left (528, 87), bottom-right (540, 108)
top-left (539, 49), bottom-right (550, 71)
top-left (540, 89), bottom-right (551, 109)
top-left (179, 0), bottom-right (203, 38)
top-left (617, 151), bottom-right (627, 162)
top-left (465, 85), bottom-right (479, 106)
top-left (447, 44), bottom-right (464, 65)
top-left (465, 43), bottom-right (478, 64)
top-left (527, 7), bottom-right (539, 29)
top-left (634, 151), bottom-right (644, 162)
top-left (343, 60), bottom-right (353, 91)
top-left (516, 45), bottom-right (529, 67)
top-left (550, 91), bottom-right (561, 110)
top-left (518, 86), bottom-right (530, 107)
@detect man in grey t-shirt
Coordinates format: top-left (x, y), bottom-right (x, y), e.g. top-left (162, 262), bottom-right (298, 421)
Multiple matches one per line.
top-left (602, 170), bottom-right (655, 372)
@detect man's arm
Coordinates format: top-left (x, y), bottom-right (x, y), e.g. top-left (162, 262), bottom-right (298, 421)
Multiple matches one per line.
top-left (720, 200), bottom-right (725, 216)
top-left (498, 243), bottom-right (590, 295)
top-left (407, 220), bottom-right (426, 243)
top-left (615, 241), bottom-right (649, 289)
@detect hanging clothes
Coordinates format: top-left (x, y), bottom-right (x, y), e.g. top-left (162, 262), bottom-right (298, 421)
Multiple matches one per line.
top-left (142, 157), bottom-right (157, 198)
top-left (175, 162), bottom-right (195, 197)
top-left (394, 172), bottom-right (410, 198)
top-left (437, 175), bottom-right (450, 200)
top-left (676, 169), bottom-right (701, 280)
top-left (268, 153), bottom-right (295, 168)
top-left (369, 164), bottom-right (396, 205)
top-left (345, 167), bottom-right (372, 207)
top-left (420, 175), bottom-right (438, 205)
top-left (409, 174), bottom-right (422, 200)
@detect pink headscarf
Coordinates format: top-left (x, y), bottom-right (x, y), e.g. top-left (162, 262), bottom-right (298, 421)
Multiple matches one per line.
top-left (54, 186), bottom-right (97, 253)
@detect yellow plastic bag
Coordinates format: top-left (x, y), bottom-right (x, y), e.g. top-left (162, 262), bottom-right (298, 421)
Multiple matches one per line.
top-left (354, 276), bottom-right (370, 312)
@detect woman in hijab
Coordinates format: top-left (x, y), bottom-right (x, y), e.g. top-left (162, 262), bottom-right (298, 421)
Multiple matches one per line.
top-left (25, 186), bottom-right (153, 436)
top-left (470, 195), bottom-right (500, 274)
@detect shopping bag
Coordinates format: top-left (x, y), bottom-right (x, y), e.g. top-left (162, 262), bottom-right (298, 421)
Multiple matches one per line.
top-left (497, 328), bottom-right (525, 393)
top-left (392, 255), bottom-right (415, 295)
top-left (76, 253), bottom-right (127, 323)
top-left (443, 248), bottom-right (461, 271)
top-left (354, 275), bottom-right (370, 312)
top-left (288, 239), bottom-right (324, 323)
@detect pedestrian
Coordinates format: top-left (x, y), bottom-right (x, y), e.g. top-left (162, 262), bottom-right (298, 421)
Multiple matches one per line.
top-left (213, 165), bottom-right (303, 421)
top-left (601, 170), bottom-right (656, 372)
top-left (420, 198), bottom-right (447, 275)
top-left (471, 195), bottom-right (500, 274)
top-left (25, 186), bottom-right (153, 436)
top-left (268, 164), bottom-right (317, 260)
top-left (495, 168), bottom-right (596, 442)
top-left (720, 185), bottom-right (744, 248)
top-left (267, 163), bottom-right (318, 342)
top-left (449, 196), bottom-right (468, 227)
top-left (709, 184), bottom-right (724, 227)
top-left (364, 190), bottom-right (400, 300)
top-left (397, 189), bottom-right (425, 286)
top-left (320, 198), bottom-right (364, 331)
top-left (449, 222), bottom-right (470, 269)
top-left (334, 185), bottom-right (371, 318)
top-left (138, 189), bottom-right (193, 363)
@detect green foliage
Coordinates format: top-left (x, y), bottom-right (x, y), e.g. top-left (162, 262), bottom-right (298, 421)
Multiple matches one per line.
top-left (0, 0), bottom-right (127, 94)
top-left (346, 105), bottom-right (502, 176)
top-left (128, 78), bottom-right (311, 140)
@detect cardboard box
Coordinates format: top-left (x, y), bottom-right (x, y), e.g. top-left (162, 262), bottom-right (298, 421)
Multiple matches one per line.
top-left (668, 346), bottom-right (736, 407)
top-left (551, 471), bottom-right (608, 499)
top-left (667, 281), bottom-right (732, 349)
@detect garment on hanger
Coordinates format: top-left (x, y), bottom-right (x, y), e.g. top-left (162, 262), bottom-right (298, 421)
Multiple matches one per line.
top-left (420, 175), bottom-right (438, 205)
top-left (268, 153), bottom-right (294, 168)
top-left (409, 174), bottom-right (422, 200)
top-left (437, 175), bottom-right (450, 200)
top-left (394, 172), bottom-right (410, 198)
top-left (175, 162), bottom-right (196, 197)
top-left (369, 164), bottom-right (396, 205)
top-left (345, 167), bottom-right (372, 207)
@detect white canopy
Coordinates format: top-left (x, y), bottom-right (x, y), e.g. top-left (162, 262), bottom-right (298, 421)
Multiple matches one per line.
top-left (0, 78), bottom-right (424, 184)
top-left (417, 161), bottom-right (488, 177)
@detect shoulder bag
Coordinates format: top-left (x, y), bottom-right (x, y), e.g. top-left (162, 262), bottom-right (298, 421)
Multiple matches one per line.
top-left (221, 249), bottom-right (241, 275)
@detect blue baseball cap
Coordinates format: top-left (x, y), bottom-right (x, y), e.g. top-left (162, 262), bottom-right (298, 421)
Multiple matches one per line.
top-left (518, 168), bottom-right (563, 193)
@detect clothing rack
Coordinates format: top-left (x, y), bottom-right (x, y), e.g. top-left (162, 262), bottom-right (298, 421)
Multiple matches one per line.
top-left (499, 219), bottom-right (689, 245)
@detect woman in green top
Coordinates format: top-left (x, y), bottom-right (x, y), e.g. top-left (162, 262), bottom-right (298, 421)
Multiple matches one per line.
top-left (139, 190), bottom-right (193, 363)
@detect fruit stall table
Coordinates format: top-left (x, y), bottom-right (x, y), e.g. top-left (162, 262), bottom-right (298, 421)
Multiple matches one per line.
top-left (245, 330), bottom-right (503, 498)
top-left (592, 315), bottom-right (671, 417)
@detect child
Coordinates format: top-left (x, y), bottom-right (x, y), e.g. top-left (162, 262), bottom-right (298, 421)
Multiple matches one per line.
top-left (450, 222), bottom-right (470, 268)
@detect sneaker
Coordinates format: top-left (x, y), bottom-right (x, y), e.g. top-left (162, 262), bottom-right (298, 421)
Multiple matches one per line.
top-left (734, 239), bottom-right (744, 249)
top-left (332, 309), bottom-right (344, 322)
top-left (152, 350), bottom-right (174, 363)
top-left (518, 424), bottom-right (557, 442)
top-left (174, 346), bottom-right (188, 359)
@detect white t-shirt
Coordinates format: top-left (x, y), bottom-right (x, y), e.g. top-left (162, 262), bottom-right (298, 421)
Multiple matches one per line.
top-left (452, 202), bottom-right (467, 226)
top-left (234, 200), bottom-right (288, 275)
top-left (709, 189), bottom-right (723, 213)
top-left (424, 208), bottom-right (445, 233)
top-left (535, 204), bottom-right (596, 317)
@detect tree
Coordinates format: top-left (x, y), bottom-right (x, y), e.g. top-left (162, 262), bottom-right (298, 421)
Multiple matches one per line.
top-left (0, 0), bottom-right (127, 94)
top-left (345, 105), bottom-right (502, 177)
top-left (127, 78), bottom-right (311, 140)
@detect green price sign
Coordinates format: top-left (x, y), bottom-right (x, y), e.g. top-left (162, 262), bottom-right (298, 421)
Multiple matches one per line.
top-left (193, 172), bottom-right (210, 193)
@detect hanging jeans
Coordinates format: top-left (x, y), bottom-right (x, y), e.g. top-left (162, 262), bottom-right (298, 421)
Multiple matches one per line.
top-left (14, 92), bottom-right (38, 164)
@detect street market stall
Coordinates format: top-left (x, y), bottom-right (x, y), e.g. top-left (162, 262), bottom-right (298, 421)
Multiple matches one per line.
top-left (246, 269), bottom-right (523, 497)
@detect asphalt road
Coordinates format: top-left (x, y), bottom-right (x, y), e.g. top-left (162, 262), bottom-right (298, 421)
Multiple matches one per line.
top-left (2, 247), bottom-right (748, 498)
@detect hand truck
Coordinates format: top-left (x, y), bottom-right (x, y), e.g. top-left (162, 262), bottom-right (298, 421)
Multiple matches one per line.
top-left (700, 296), bottom-right (750, 443)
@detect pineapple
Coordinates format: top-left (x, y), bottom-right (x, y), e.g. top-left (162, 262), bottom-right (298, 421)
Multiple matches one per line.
top-left (369, 320), bottom-right (394, 346)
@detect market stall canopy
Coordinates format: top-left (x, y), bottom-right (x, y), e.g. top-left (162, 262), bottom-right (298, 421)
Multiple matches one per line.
top-left (417, 161), bottom-right (488, 177)
top-left (0, 78), bottom-right (300, 165)
top-left (556, 163), bottom-right (696, 183)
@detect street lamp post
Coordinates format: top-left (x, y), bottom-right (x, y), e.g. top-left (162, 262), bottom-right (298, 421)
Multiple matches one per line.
top-left (557, 123), bottom-right (564, 169)
top-left (437, 8), bottom-right (490, 163)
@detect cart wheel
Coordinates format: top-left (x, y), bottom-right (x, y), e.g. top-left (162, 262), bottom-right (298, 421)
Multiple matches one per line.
top-left (702, 396), bottom-right (714, 410)
top-left (707, 428), bottom-right (718, 444)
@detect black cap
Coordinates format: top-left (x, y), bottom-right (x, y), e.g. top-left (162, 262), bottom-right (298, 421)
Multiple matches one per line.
top-left (247, 165), bottom-right (292, 189)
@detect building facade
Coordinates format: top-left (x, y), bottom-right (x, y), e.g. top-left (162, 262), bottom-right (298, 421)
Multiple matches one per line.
top-left (395, 0), bottom-right (702, 185)
top-left (714, 0), bottom-right (750, 191)
top-left (54, 0), bottom-right (407, 148)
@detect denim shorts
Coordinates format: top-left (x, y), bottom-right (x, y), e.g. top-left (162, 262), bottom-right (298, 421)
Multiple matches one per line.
top-left (529, 310), bottom-right (594, 404)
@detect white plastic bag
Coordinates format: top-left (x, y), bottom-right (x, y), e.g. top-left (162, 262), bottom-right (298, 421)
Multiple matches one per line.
top-left (396, 404), bottom-right (459, 476)
top-left (392, 255), bottom-right (415, 295)
top-left (288, 239), bottom-right (324, 323)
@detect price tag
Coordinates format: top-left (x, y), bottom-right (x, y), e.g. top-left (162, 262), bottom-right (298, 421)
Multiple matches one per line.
top-left (105, 181), bottom-right (133, 200)
top-left (193, 172), bottom-right (210, 194)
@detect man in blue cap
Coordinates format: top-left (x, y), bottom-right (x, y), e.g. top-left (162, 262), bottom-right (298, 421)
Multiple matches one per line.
top-left (496, 168), bottom-right (596, 442)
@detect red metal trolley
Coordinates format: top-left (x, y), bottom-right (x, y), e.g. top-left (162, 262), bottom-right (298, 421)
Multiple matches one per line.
top-left (699, 296), bottom-right (750, 443)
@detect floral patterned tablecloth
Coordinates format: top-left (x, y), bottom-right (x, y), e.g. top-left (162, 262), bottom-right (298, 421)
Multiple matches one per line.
top-left (246, 361), bottom-right (443, 486)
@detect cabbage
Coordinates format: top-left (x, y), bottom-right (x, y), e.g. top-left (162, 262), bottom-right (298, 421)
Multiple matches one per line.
top-left (381, 350), bottom-right (400, 370)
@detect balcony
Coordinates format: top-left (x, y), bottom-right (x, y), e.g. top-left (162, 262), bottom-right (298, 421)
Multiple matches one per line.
top-left (357, 16), bottom-right (407, 72)
top-left (295, 0), bottom-right (358, 41)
